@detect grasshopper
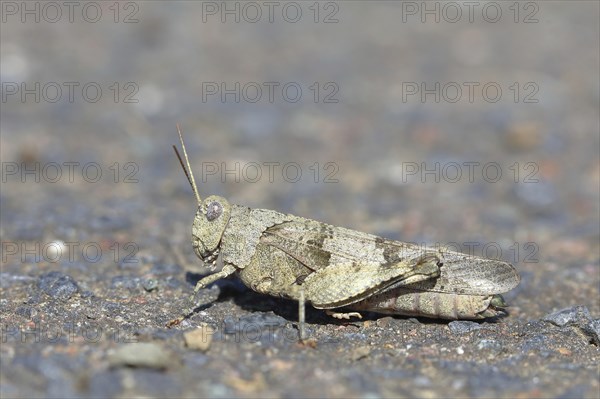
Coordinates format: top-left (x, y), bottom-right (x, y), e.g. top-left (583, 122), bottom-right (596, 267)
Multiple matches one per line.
top-left (167, 126), bottom-right (520, 339)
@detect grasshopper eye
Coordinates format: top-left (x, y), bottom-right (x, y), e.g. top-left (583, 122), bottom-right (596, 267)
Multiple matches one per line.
top-left (206, 201), bottom-right (223, 221)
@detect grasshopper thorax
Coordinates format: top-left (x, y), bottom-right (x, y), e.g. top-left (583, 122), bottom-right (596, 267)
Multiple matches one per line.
top-left (192, 195), bottom-right (231, 268)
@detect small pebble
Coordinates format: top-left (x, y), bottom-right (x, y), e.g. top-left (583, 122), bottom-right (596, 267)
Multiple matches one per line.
top-left (184, 324), bottom-right (214, 351)
top-left (38, 271), bottom-right (79, 301)
top-left (109, 342), bottom-right (175, 369)
top-left (350, 345), bottom-right (372, 361)
top-left (111, 276), bottom-right (141, 290)
top-left (581, 319), bottom-right (600, 346)
top-left (376, 317), bottom-right (395, 328)
top-left (541, 305), bottom-right (591, 327)
top-left (505, 122), bottom-right (541, 151)
top-left (557, 347), bottom-right (572, 356)
top-left (448, 321), bottom-right (482, 334)
top-left (143, 278), bottom-right (159, 292)
top-left (477, 339), bottom-right (502, 352)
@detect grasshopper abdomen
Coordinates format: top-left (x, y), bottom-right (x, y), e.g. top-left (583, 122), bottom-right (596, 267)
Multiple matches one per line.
top-left (351, 287), bottom-right (506, 319)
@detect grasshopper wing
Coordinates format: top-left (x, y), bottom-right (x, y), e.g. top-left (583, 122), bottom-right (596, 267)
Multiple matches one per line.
top-left (300, 259), bottom-right (440, 308)
top-left (261, 219), bottom-right (442, 308)
top-left (399, 249), bottom-right (520, 296)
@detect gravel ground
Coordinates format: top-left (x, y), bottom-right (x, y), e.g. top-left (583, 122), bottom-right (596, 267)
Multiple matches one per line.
top-left (1, 2), bottom-right (599, 398)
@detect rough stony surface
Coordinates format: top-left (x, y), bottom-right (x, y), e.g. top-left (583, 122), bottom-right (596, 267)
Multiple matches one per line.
top-left (1, 3), bottom-right (599, 398)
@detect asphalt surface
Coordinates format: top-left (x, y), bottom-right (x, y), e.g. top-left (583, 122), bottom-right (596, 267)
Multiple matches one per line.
top-left (1, 2), bottom-right (599, 398)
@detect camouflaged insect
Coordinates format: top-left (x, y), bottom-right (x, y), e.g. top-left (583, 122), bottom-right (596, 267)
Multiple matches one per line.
top-left (167, 126), bottom-right (520, 339)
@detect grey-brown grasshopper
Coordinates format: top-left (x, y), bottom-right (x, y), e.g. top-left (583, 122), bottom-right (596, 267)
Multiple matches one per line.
top-left (167, 126), bottom-right (520, 339)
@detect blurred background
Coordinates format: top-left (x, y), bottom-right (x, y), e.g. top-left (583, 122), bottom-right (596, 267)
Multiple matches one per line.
top-left (1, 1), bottom-right (600, 311)
top-left (3, 1), bottom-right (598, 300)
top-left (1, 1), bottom-right (599, 397)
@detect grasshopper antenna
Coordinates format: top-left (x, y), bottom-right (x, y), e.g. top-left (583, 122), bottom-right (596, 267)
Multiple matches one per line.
top-left (173, 124), bottom-right (202, 205)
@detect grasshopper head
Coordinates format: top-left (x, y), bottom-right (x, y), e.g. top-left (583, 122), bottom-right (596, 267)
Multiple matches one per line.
top-left (192, 195), bottom-right (231, 267)
top-left (173, 125), bottom-right (231, 270)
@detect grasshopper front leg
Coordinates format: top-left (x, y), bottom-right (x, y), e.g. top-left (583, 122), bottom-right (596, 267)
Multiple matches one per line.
top-left (166, 263), bottom-right (237, 327)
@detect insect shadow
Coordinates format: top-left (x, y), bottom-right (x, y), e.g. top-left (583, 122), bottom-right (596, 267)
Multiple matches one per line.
top-left (183, 271), bottom-right (509, 331)
top-left (184, 271), bottom-right (336, 326)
